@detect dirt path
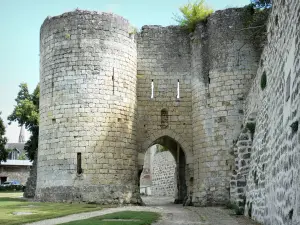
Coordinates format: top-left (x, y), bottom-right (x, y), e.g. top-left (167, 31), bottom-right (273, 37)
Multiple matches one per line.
top-left (25, 196), bottom-right (260, 225)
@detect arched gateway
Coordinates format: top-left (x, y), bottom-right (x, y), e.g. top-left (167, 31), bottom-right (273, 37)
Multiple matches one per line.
top-left (138, 135), bottom-right (191, 204)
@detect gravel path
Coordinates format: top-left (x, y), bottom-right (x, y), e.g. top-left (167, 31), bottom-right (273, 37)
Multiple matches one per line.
top-left (24, 196), bottom-right (260, 225)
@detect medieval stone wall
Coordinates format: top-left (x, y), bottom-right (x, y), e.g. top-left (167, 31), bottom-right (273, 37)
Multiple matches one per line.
top-left (240, 1), bottom-right (300, 224)
top-left (191, 8), bottom-right (262, 206)
top-left (152, 151), bottom-right (176, 197)
top-left (140, 146), bottom-right (176, 197)
top-left (37, 10), bottom-right (139, 204)
top-left (136, 25), bottom-right (193, 161)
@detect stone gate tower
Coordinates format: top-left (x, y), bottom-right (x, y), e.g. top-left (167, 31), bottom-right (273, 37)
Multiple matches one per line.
top-left (36, 10), bottom-right (140, 204)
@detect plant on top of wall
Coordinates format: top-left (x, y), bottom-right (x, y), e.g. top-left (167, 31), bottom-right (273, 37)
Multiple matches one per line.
top-left (128, 25), bottom-right (138, 35)
top-left (173, 0), bottom-right (214, 32)
top-left (260, 71), bottom-right (267, 90)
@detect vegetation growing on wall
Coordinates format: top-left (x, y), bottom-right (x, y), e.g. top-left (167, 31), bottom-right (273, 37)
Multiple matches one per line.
top-left (128, 25), bottom-right (138, 35)
top-left (173, 0), bottom-right (213, 32)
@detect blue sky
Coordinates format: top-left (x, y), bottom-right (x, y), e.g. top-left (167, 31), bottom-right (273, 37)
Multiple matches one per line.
top-left (0, 0), bottom-right (250, 142)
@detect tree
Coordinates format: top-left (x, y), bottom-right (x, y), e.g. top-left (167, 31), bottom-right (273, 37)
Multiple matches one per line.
top-left (8, 83), bottom-right (39, 161)
top-left (0, 112), bottom-right (8, 162)
top-left (173, 0), bottom-right (214, 32)
top-left (251, 0), bottom-right (272, 9)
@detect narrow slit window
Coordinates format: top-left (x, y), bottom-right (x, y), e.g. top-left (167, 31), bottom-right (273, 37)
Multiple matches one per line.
top-left (151, 79), bottom-right (154, 99)
top-left (77, 152), bottom-right (82, 174)
top-left (112, 67), bottom-right (115, 95)
top-left (177, 79), bottom-right (180, 99)
top-left (285, 71), bottom-right (291, 102)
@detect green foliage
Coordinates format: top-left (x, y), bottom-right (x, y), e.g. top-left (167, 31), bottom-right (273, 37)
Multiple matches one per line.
top-left (260, 71), bottom-right (267, 90)
top-left (8, 83), bottom-right (39, 161)
top-left (17, 152), bottom-right (26, 160)
top-left (174, 0), bottom-right (214, 32)
top-left (129, 25), bottom-right (138, 35)
top-left (65, 33), bottom-right (71, 39)
top-left (61, 211), bottom-right (161, 225)
top-left (156, 144), bottom-right (169, 153)
top-left (0, 113), bottom-right (8, 162)
top-left (0, 185), bottom-right (24, 192)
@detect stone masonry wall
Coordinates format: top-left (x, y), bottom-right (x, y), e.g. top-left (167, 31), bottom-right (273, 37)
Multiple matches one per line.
top-left (136, 25), bottom-right (193, 162)
top-left (37, 10), bottom-right (140, 204)
top-left (191, 8), bottom-right (263, 206)
top-left (230, 113), bottom-right (256, 212)
top-left (243, 1), bottom-right (300, 224)
top-left (152, 151), bottom-right (176, 197)
top-left (136, 26), bottom-right (194, 201)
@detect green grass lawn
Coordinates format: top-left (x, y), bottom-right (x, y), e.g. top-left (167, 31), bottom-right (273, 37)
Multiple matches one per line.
top-left (0, 192), bottom-right (106, 225)
top-left (60, 211), bottom-right (161, 225)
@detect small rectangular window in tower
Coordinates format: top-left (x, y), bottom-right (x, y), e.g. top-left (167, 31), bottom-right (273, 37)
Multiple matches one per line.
top-left (161, 109), bottom-right (168, 128)
top-left (177, 79), bottom-right (180, 99)
top-left (151, 79), bottom-right (154, 99)
top-left (77, 152), bottom-right (82, 174)
top-left (286, 71), bottom-right (291, 102)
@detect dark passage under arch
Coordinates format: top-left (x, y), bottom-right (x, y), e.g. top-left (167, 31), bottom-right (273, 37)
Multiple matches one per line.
top-left (138, 135), bottom-right (187, 204)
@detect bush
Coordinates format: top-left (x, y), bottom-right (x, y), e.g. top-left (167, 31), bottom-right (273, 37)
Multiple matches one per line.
top-left (0, 185), bottom-right (24, 191)
top-left (174, 0), bottom-right (214, 32)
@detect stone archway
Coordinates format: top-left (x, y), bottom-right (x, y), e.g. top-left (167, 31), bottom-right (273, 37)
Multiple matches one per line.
top-left (139, 135), bottom-right (189, 204)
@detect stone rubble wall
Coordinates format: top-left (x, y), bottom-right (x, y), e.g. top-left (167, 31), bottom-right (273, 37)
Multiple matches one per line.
top-left (37, 10), bottom-right (139, 204)
top-left (152, 151), bottom-right (176, 197)
top-left (230, 113), bottom-right (256, 211)
top-left (242, 0), bottom-right (300, 224)
top-left (140, 146), bottom-right (177, 197)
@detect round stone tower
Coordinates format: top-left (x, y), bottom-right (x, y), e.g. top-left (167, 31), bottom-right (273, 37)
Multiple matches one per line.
top-left (37, 10), bottom-right (139, 204)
